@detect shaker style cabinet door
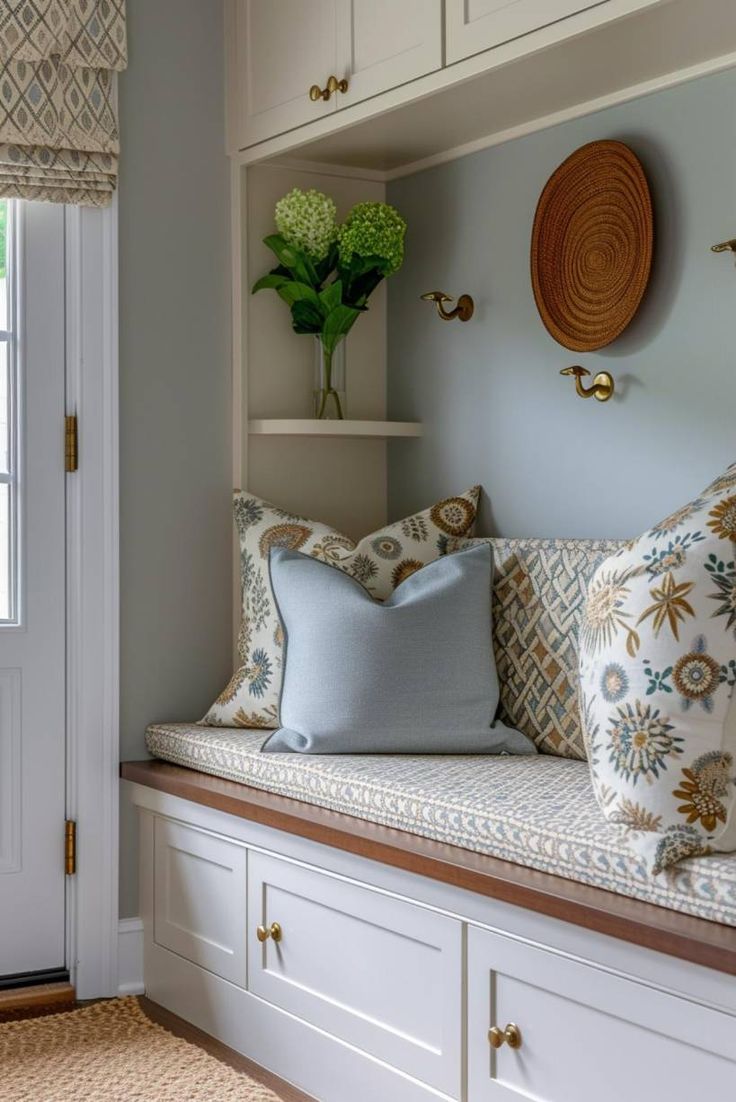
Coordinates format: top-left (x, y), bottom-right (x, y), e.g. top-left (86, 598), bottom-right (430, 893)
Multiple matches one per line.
top-left (153, 817), bottom-right (248, 987)
top-left (466, 924), bottom-right (736, 1101)
top-left (248, 850), bottom-right (463, 1097)
top-left (336, 0), bottom-right (443, 109)
top-left (445, 0), bottom-right (607, 64)
top-left (235, 0), bottom-right (339, 149)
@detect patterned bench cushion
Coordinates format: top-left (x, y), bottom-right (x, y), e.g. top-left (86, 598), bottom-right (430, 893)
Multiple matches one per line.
top-left (146, 723), bottom-right (736, 927)
top-left (453, 537), bottom-right (626, 759)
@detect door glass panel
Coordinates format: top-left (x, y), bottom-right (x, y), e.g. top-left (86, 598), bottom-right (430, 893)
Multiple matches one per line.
top-left (0, 482), bottom-right (10, 620)
top-left (0, 199), bottom-right (18, 624)
top-left (0, 199), bottom-right (8, 331)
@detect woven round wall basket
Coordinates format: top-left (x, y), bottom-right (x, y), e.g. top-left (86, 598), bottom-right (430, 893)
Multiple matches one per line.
top-left (531, 140), bottom-right (653, 352)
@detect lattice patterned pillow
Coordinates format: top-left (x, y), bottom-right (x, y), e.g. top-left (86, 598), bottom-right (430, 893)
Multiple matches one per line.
top-left (449, 536), bottom-right (624, 758)
top-left (203, 487), bottom-right (480, 728)
top-left (579, 463), bottom-right (736, 873)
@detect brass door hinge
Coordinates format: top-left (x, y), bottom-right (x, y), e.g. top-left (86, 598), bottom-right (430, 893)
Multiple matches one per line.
top-left (65, 415), bottom-right (78, 473)
top-left (64, 820), bottom-right (76, 876)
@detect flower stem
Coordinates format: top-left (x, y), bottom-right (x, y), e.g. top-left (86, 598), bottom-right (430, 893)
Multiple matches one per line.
top-left (317, 343), bottom-right (344, 419)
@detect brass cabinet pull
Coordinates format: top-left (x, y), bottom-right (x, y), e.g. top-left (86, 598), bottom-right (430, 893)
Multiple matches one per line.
top-left (488, 1023), bottom-right (522, 1050)
top-left (309, 75), bottom-right (349, 102)
top-left (256, 922), bottom-right (282, 943)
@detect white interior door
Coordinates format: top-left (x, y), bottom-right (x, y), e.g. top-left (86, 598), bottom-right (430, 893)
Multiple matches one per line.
top-left (0, 200), bottom-right (66, 981)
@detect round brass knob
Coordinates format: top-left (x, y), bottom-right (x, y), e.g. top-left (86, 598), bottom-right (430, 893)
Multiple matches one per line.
top-left (326, 74), bottom-right (349, 96)
top-left (309, 76), bottom-right (349, 102)
top-left (488, 1023), bottom-right (522, 1050)
top-left (256, 922), bottom-right (282, 943)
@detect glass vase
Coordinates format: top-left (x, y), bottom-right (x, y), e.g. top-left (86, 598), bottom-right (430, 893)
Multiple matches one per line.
top-left (314, 335), bottom-right (346, 420)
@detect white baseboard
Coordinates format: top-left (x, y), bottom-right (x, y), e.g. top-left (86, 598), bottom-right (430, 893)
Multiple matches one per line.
top-left (118, 917), bottom-right (144, 995)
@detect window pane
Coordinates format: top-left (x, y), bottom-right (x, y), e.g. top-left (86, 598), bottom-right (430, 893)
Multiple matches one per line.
top-left (0, 343), bottom-right (8, 475)
top-left (0, 200), bottom-right (7, 331)
top-left (0, 482), bottom-right (10, 620)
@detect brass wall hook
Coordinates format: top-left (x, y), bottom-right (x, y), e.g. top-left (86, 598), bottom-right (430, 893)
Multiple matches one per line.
top-left (420, 290), bottom-right (474, 322)
top-left (560, 365), bottom-right (615, 402)
top-left (711, 238), bottom-right (736, 263)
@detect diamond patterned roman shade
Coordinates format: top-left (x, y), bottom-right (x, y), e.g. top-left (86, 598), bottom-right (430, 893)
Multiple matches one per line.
top-left (0, 1), bottom-right (127, 206)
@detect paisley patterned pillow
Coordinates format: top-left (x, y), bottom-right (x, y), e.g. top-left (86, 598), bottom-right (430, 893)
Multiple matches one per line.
top-left (580, 463), bottom-right (736, 873)
top-left (203, 486), bottom-right (480, 728)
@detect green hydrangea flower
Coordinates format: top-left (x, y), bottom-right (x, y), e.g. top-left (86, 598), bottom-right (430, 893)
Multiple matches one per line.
top-left (274, 187), bottom-right (337, 261)
top-left (337, 202), bottom-right (406, 274)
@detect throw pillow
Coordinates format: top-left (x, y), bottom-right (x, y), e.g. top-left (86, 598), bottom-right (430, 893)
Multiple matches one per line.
top-left (447, 536), bottom-right (625, 759)
top-left (263, 543), bottom-right (536, 755)
top-left (579, 463), bottom-right (736, 873)
top-left (204, 486), bottom-right (481, 728)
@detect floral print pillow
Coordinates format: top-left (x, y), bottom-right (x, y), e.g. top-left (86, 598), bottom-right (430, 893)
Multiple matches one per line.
top-left (580, 463), bottom-right (736, 873)
top-left (203, 486), bottom-right (481, 728)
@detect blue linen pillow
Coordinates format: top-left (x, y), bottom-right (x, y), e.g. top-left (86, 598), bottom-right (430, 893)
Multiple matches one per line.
top-left (262, 542), bottom-right (536, 755)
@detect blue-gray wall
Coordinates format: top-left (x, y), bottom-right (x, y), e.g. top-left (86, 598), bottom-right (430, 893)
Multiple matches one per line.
top-left (118, 0), bottom-right (232, 917)
top-left (387, 68), bottom-right (736, 538)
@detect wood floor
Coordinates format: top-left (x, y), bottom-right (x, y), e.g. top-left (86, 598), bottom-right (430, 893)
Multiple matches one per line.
top-left (137, 997), bottom-right (316, 1102)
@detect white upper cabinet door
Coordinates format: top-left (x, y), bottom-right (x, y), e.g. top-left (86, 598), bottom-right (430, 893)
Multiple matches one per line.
top-left (336, 0), bottom-right (443, 108)
top-left (446, 0), bottom-right (607, 64)
top-left (236, 0), bottom-right (339, 149)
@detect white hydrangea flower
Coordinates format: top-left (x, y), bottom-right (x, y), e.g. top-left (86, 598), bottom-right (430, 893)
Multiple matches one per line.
top-left (274, 188), bottom-right (337, 261)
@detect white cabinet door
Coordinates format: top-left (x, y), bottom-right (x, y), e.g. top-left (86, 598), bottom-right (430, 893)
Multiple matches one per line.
top-left (467, 924), bottom-right (736, 1101)
top-left (153, 817), bottom-right (247, 986)
top-left (336, 0), bottom-right (442, 108)
top-left (446, 0), bottom-right (607, 64)
top-left (236, 0), bottom-right (338, 149)
top-left (248, 851), bottom-right (463, 1097)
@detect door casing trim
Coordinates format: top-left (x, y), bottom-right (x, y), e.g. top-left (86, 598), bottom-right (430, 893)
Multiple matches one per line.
top-left (64, 199), bottom-right (119, 998)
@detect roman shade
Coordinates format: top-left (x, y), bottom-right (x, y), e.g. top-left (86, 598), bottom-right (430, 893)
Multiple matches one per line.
top-left (0, 1), bottom-right (127, 206)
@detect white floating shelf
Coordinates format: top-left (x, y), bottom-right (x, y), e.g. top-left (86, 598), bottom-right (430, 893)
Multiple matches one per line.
top-left (248, 419), bottom-right (422, 438)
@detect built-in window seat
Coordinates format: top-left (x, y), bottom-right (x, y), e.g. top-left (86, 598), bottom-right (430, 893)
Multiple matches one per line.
top-left (124, 527), bottom-right (736, 1101)
top-left (125, 724), bottom-right (736, 1101)
top-left (144, 722), bottom-right (736, 933)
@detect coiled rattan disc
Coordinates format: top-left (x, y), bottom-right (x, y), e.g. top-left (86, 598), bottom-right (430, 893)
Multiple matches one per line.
top-left (531, 140), bottom-right (653, 352)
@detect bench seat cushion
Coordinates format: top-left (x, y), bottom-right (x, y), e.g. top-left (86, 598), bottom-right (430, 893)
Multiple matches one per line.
top-left (146, 722), bottom-right (736, 927)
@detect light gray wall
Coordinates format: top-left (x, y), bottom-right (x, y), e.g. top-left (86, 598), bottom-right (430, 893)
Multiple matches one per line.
top-left (387, 68), bottom-right (736, 538)
top-left (118, 0), bottom-right (232, 917)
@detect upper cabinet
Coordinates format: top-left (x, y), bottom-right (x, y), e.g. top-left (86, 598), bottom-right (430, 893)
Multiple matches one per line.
top-left (335, 1), bottom-right (443, 108)
top-left (227, 0), bottom-right (736, 171)
top-left (233, 0), bottom-right (442, 151)
top-left (234, 0), bottom-right (339, 149)
top-left (445, 0), bottom-right (607, 64)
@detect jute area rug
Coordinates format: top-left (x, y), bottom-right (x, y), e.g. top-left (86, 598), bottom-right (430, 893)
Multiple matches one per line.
top-left (1, 996), bottom-right (282, 1101)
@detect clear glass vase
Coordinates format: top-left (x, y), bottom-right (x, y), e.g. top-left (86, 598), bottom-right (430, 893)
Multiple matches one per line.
top-left (314, 335), bottom-right (346, 420)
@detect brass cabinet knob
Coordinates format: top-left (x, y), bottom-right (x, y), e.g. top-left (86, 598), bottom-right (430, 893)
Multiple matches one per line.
top-left (488, 1023), bottom-right (522, 1050)
top-left (309, 75), bottom-right (349, 101)
top-left (256, 922), bottom-right (282, 943)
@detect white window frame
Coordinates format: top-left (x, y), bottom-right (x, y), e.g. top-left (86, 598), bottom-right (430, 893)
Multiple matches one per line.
top-left (64, 199), bottom-right (120, 998)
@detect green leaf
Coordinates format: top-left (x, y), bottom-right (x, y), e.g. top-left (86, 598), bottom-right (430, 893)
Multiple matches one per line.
top-left (290, 299), bottom-right (323, 335)
top-left (319, 280), bottom-right (342, 314)
top-left (337, 253), bottom-right (390, 306)
top-left (276, 281), bottom-right (322, 310)
top-left (263, 234), bottom-right (319, 287)
top-left (313, 241), bottom-right (339, 286)
top-left (321, 304), bottom-right (361, 355)
top-left (252, 272), bottom-right (290, 294)
top-left (343, 269), bottom-right (385, 308)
